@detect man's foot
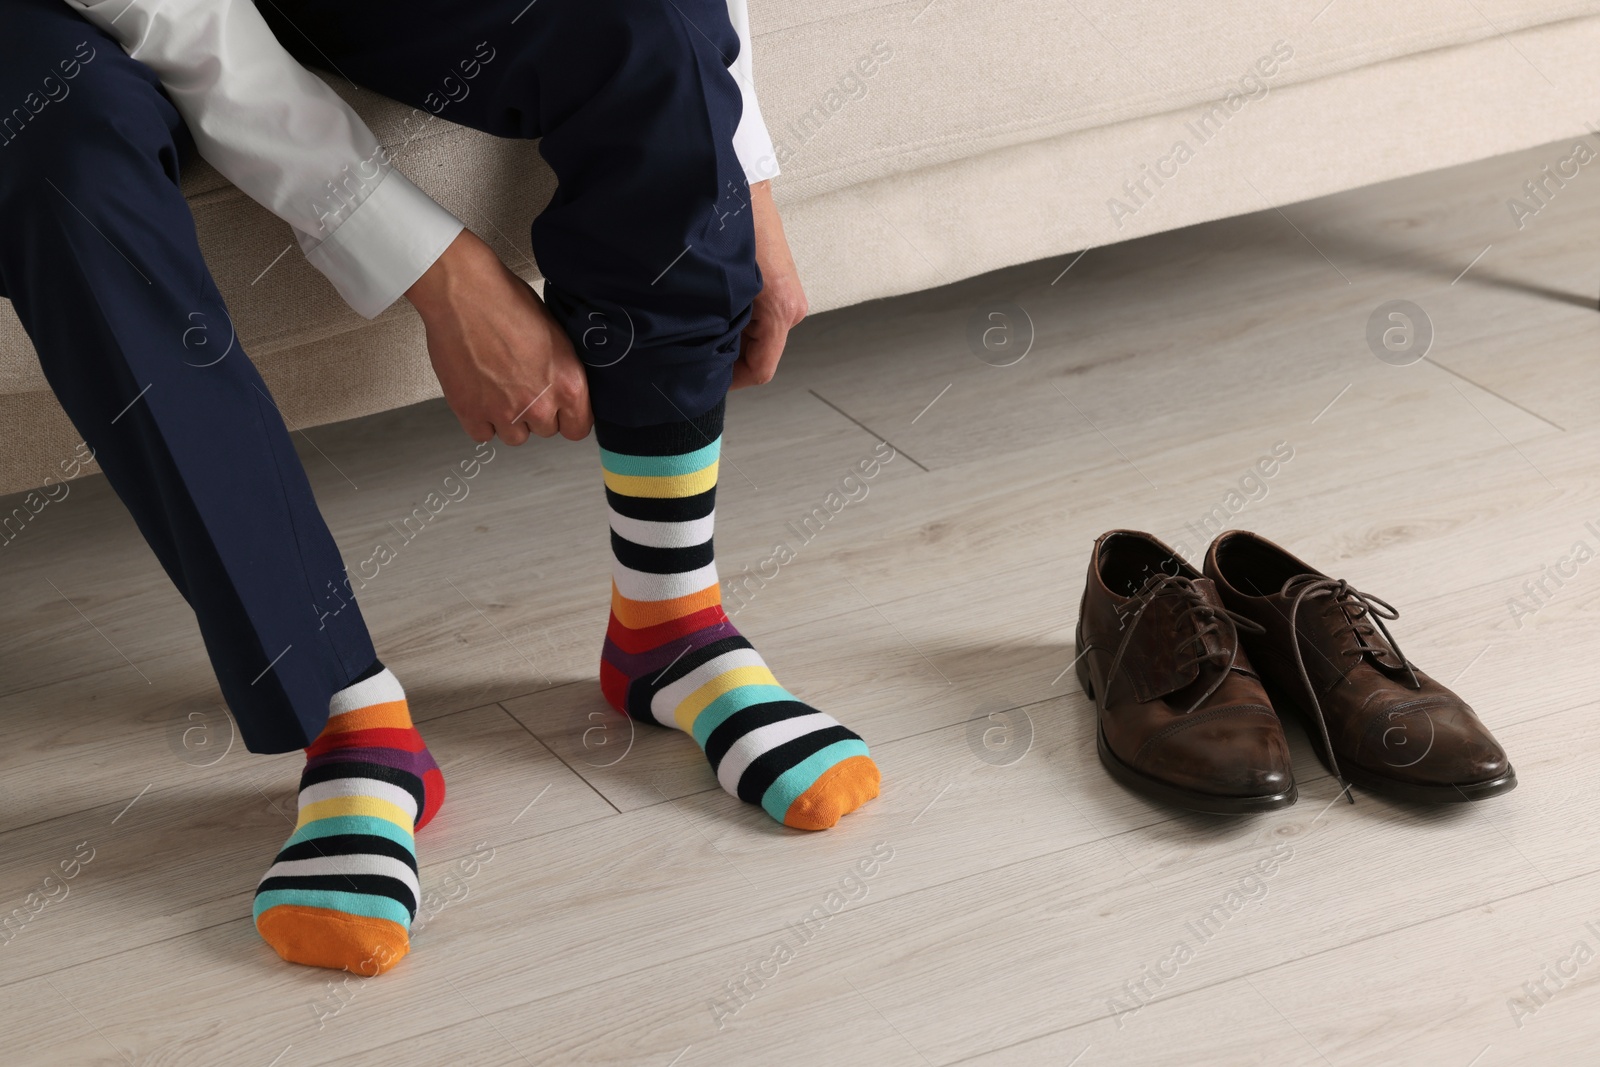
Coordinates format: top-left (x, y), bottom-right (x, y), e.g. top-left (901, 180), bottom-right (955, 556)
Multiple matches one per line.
top-left (254, 667), bottom-right (445, 973)
top-left (597, 400), bottom-right (880, 829)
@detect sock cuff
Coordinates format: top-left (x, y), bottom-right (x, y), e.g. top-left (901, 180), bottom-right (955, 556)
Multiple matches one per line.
top-left (330, 667), bottom-right (405, 717)
top-left (348, 658), bottom-right (387, 686)
top-left (595, 397), bottom-right (725, 456)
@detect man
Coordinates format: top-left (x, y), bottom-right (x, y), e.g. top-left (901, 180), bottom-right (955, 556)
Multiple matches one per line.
top-left (0, 0), bottom-right (880, 975)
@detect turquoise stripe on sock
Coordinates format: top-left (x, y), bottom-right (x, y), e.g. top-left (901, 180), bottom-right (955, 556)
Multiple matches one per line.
top-left (600, 437), bottom-right (720, 478)
top-left (253, 888), bottom-right (412, 928)
top-left (761, 738), bottom-right (871, 822)
top-left (690, 684), bottom-right (793, 745)
top-left (284, 814), bottom-right (414, 852)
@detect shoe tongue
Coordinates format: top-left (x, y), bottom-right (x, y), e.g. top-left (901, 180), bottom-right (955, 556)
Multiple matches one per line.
top-left (1350, 624), bottom-right (1408, 675)
top-left (1188, 578), bottom-right (1233, 661)
top-left (1116, 577), bottom-right (1227, 702)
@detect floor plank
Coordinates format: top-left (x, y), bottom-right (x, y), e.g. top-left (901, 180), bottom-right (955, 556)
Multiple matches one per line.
top-left (4, 134), bottom-right (1600, 1065)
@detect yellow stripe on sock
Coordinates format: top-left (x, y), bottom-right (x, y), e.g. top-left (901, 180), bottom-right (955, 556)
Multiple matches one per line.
top-left (603, 461), bottom-right (719, 499)
top-left (297, 795), bottom-right (413, 833)
top-left (675, 664), bottom-right (781, 731)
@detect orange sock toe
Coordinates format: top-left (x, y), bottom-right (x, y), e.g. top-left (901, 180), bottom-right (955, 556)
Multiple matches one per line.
top-left (783, 755), bottom-right (882, 830)
top-left (256, 905), bottom-right (409, 975)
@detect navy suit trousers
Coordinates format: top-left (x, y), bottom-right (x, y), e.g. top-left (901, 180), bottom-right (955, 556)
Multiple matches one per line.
top-left (0, 0), bottom-right (762, 751)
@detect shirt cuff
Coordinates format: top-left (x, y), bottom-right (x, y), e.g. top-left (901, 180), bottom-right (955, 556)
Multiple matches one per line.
top-left (733, 90), bottom-right (780, 185)
top-left (300, 168), bottom-right (465, 319)
top-left (724, 0), bottom-right (779, 186)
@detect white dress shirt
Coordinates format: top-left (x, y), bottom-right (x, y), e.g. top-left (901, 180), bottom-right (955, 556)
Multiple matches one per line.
top-left (62, 0), bottom-right (779, 319)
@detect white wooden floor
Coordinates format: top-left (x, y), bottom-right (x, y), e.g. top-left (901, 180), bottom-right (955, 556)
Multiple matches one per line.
top-left (5, 138), bottom-right (1600, 1066)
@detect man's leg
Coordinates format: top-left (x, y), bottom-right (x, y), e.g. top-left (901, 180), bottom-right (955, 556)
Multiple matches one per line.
top-left (267, 0), bottom-right (879, 826)
top-left (595, 400), bottom-right (882, 828)
top-left (0, 0), bottom-right (441, 972)
top-left (0, 0), bottom-right (373, 752)
top-left (259, 0), bottom-right (761, 421)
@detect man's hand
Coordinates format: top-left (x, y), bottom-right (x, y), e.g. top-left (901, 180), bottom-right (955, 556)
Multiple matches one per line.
top-left (732, 180), bottom-right (807, 389)
top-left (405, 229), bottom-right (592, 445)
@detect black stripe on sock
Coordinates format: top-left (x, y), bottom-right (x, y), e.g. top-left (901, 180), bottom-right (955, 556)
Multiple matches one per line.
top-left (595, 399), bottom-right (725, 455)
top-left (737, 724), bottom-right (859, 805)
top-left (257, 874), bottom-right (418, 918)
top-left (703, 700), bottom-right (816, 773)
top-left (651, 634), bottom-right (752, 692)
top-left (274, 833), bottom-right (419, 875)
top-left (606, 485), bottom-right (716, 523)
top-left (625, 633), bottom-right (751, 720)
top-left (610, 531), bottom-right (715, 575)
top-left (300, 760), bottom-right (425, 823)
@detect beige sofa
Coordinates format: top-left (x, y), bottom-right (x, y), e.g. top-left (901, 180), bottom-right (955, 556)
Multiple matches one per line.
top-left (6, 0), bottom-right (1600, 494)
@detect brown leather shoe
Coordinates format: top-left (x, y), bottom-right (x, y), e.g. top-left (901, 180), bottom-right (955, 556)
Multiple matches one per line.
top-left (1075, 530), bottom-right (1296, 814)
top-left (1205, 531), bottom-right (1515, 803)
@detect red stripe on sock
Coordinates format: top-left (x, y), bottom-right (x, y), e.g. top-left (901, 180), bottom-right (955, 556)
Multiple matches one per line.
top-left (601, 659), bottom-right (632, 716)
top-left (416, 767), bottom-right (447, 831)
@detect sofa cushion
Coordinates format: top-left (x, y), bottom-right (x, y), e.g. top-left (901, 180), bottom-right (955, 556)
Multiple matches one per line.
top-left (743, 0), bottom-right (1600, 200)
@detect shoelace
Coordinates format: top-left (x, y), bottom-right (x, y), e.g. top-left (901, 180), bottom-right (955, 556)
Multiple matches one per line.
top-left (1282, 574), bottom-right (1420, 801)
top-left (1103, 574), bottom-right (1265, 715)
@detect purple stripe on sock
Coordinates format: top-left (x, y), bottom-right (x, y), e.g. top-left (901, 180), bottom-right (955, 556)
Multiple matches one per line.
top-left (601, 622), bottom-right (729, 679)
top-left (305, 745), bottom-right (437, 779)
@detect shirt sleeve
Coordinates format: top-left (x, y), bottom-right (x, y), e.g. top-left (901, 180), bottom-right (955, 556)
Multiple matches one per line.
top-left (62, 0), bottom-right (463, 319)
top-left (723, 0), bottom-right (779, 184)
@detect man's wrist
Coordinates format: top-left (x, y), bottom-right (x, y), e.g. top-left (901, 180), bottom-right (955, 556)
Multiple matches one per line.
top-left (405, 229), bottom-right (475, 318)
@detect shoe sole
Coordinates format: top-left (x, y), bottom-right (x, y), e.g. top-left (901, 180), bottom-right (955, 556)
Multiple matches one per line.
top-left (1269, 690), bottom-right (1518, 804)
top-left (1075, 639), bottom-right (1298, 815)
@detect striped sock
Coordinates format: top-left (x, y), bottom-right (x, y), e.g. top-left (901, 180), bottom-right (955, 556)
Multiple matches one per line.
top-left (253, 666), bottom-right (444, 974)
top-left (597, 399), bottom-right (880, 830)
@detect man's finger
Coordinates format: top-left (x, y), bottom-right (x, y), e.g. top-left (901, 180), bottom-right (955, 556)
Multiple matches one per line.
top-left (738, 329), bottom-right (783, 387)
top-left (525, 401), bottom-right (562, 438)
top-left (559, 401), bottom-right (594, 441)
top-left (460, 416), bottom-right (497, 443)
top-left (497, 419), bottom-right (531, 446)
top-left (554, 375), bottom-right (593, 440)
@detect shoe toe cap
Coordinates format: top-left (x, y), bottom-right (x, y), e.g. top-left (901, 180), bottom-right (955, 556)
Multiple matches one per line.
top-left (1359, 702), bottom-right (1510, 786)
top-left (1138, 709), bottom-right (1294, 798)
